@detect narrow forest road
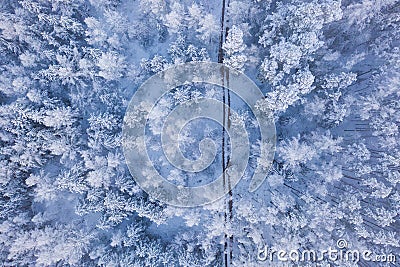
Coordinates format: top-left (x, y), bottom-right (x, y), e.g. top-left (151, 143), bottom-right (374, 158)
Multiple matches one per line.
top-left (217, 0), bottom-right (233, 266)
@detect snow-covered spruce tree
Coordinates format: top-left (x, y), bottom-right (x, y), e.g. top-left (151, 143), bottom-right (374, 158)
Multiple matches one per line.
top-left (0, 0), bottom-right (97, 264)
top-left (244, 0), bottom-right (400, 266)
top-left (193, 0), bottom-right (400, 265)
top-left (0, 0), bottom-right (171, 265)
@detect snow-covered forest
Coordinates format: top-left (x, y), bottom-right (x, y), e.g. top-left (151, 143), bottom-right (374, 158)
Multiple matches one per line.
top-left (0, 0), bottom-right (399, 266)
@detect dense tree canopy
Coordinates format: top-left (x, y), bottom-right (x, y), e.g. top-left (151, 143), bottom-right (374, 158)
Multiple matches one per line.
top-left (0, 0), bottom-right (399, 266)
